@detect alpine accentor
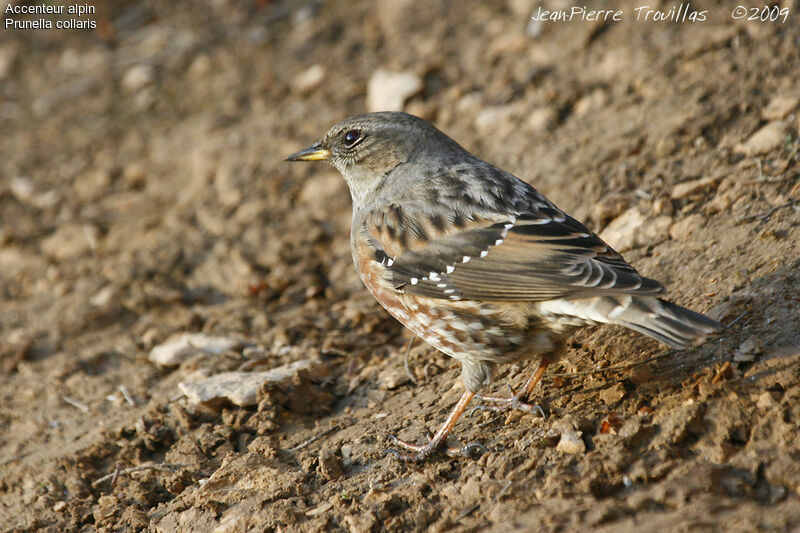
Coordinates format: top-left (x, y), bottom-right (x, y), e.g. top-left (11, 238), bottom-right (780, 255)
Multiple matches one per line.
top-left (287, 112), bottom-right (722, 461)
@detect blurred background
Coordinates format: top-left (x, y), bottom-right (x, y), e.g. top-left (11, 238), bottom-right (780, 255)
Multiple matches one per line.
top-left (1, 1), bottom-right (799, 530)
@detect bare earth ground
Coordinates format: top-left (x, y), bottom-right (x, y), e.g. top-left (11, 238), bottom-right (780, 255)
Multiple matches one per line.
top-left (1, 1), bottom-right (800, 531)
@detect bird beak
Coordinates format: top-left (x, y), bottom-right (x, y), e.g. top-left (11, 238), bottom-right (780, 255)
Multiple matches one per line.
top-left (285, 142), bottom-right (330, 162)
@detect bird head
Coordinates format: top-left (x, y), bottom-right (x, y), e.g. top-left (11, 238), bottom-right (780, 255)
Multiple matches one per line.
top-left (286, 112), bottom-right (457, 205)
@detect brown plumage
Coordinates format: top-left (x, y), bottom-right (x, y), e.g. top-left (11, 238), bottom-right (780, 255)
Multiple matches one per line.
top-left (287, 112), bottom-right (723, 461)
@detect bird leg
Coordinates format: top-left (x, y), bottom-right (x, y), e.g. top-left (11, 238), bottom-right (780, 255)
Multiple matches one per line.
top-left (472, 359), bottom-right (550, 417)
top-left (387, 390), bottom-right (483, 461)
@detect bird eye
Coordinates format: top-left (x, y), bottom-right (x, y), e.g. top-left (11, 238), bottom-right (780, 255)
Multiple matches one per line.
top-left (343, 130), bottom-right (360, 147)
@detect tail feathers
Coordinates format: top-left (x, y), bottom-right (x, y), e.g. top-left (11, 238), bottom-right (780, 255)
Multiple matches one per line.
top-left (613, 297), bottom-right (724, 349)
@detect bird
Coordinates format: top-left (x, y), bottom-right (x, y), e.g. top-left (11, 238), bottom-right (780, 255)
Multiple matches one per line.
top-left (286, 111), bottom-right (723, 461)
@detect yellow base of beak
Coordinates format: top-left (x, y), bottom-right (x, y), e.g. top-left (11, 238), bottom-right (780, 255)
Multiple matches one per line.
top-left (286, 143), bottom-right (330, 161)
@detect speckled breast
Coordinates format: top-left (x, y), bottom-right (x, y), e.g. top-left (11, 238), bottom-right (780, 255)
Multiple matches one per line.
top-left (351, 236), bottom-right (555, 365)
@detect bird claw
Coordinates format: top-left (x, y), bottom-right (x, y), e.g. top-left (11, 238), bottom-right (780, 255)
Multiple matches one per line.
top-left (472, 394), bottom-right (547, 419)
top-left (385, 435), bottom-right (487, 461)
top-left (450, 442), bottom-right (488, 458)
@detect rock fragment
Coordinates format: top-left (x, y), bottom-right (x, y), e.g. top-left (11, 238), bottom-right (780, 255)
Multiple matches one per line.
top-left (178, 359), bottom-right (317, 406)
top-left (366, 69), bottom-right (422, 112)
top-left (600, 207), bottom-right (671, 252)
top-left (148, 333), bottom-right (243, 366)
top-left (292, 64), bottom-right (325, 94)
top-left (556, 429), bottom-right (586, 454)
top-left (122, 64), bottom-right (155, 92)
top-left (671, 176), bottom-right (719, 200)
top-left (762, 95), bottom-right (799, 121)
top-left (735, 122), bottom-right (788, 156)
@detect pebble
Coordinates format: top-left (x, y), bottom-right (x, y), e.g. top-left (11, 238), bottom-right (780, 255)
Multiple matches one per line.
top-left (669, 214), bottom-right (705, 240)
top-left (148, 333), bottom-right (243, 366)
top-left (574, 89), bottom-right (608, 117)
top-left (366, 69), bottom-right (422, 112)
top-left (9, 177), bottom-right (60, 209)
top-left (556, 429), bottom-right (586, 454)
top-left (762, 95), bottom-right (799, 121)
top-left (600, 207), bottom-right (671, 252)
top-left (526, 106), bottom-right (558, 132)
top-left (734, 338), bottom-right (763, 362)
top-left (89, 286), bottom-right (117, 308)
top-left (475, 105), bottom-right (517, 135)
top-left (671, 176), bottom-right (719, 200)
top-left (756, 391), bottom-right (777, 409)
top-left (734, 121), bottom-right (788, 156)
top-left (41, 223), bottom-right (98, 262)
top-left (318, 450), bottom-right (344, 481)
top-left (291, 64), bottom-right (325, 94)
top-left (178, 359), bottom-right (316, 406)
top-left (377, 367), bottom-right (408, 390)
top-left (187, 54), bottom-right (212, 80)
top-left (122, 64), bottom-right (156, 92)
top-left (0, 44), bottom-right (17, 80)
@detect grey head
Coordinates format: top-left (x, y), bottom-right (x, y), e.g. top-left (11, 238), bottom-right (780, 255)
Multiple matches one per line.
top-left (286, 112), bottom-right (469, 207)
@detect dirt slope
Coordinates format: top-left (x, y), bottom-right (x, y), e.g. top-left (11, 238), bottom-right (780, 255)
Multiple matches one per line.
top-left (1, 1), bottom-right (799, 531)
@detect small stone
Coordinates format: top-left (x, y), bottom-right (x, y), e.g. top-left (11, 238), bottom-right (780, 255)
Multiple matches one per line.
top-left (366, 69), bottom-right (422, 112)
top-left (671, 176), bottom-right (719, 200)
top-left (456, 92), bottom-right (482, 115)
top-left (41, 223), bottom-right (98, 262)
top-left (292, 64), bottom-right (325, 94)
top-left (762, 95), bottom-right (799, 121)
top-left (89, 286), bottom-right (117, 308)
top-left (53, 501), bottom-right (67, 512)
top-left (669, 214), bottom-right (705, 240)
top-left (527, 107), bottom-right (558, 132)
top-left (0, 44), bottom-right (17, 80)
top-left (591, 193), bottom-right (631, 227)
top-left (122, 64), bottom-right (155, 92)
top-left (599, 383), bottom-right (626, 405)
top-left (74, 169), bottom-right (111, 202)
top-left (148, 333), bottom-right (243, 366)
top-left (734, 338), bottom-right (764, 362)
top-left (735, 122), bottom-right (788, 156)
top-left (756, 391), bottom-right (776, 409)
top-left (474, 105), bottom-right (516, 135)
top-left (9, 177), bottom-right (60, 208)
top-left (738, 338), bottom-right (764, 355)
top-left (600, 208), bottom-right (671, 252)
top-left (704, 192), bottom-right (732, 214)
top-left (345, 512), bottom-right (378, 533)
top-left (652, 196), bottom-right (674, 216)
top-left (187, 54), bottom-right (212, 80)
top-left (318, 450), bottom-right (343, 481)
top-left (377, 367), bottom-right (408, 390)
top-left (574, 89), bottom-right (607, 117)
top-left (179, 359), bottom-right (317, 406)
top-left (556, 429), bottom-right (585, 454)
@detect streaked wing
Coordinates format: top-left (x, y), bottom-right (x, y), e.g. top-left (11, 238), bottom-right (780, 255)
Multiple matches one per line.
top-left (362, 203), bottom-right (664, 302)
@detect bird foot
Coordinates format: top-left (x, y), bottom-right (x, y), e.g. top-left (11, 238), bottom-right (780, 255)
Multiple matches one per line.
top-left (470, 392), bottom-right (546, 418)
top-left (385, 435), bottom-right (487, 462)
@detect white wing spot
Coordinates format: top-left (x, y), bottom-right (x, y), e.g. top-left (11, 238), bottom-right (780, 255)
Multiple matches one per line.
top-left (480, 250), bottom-right (489, 258)
top-left (449, 295), bottom-right (461, 300)
top-left (443, 288), bottom-right (455, 294)
top-left (495, 239), bottom-right (504, 246)
top-left (429, 272), bottom-right (440, 281)
top-left (446, 265), bottom-right (455, 273)
top-left (437, 282), bottom-right (447, 288)
top-left (462, 256), bottom-right (471, 263)
top-left (410, 277), bottom-right (418, 285)
top-left (387, 258), bottom-right (394, 266)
